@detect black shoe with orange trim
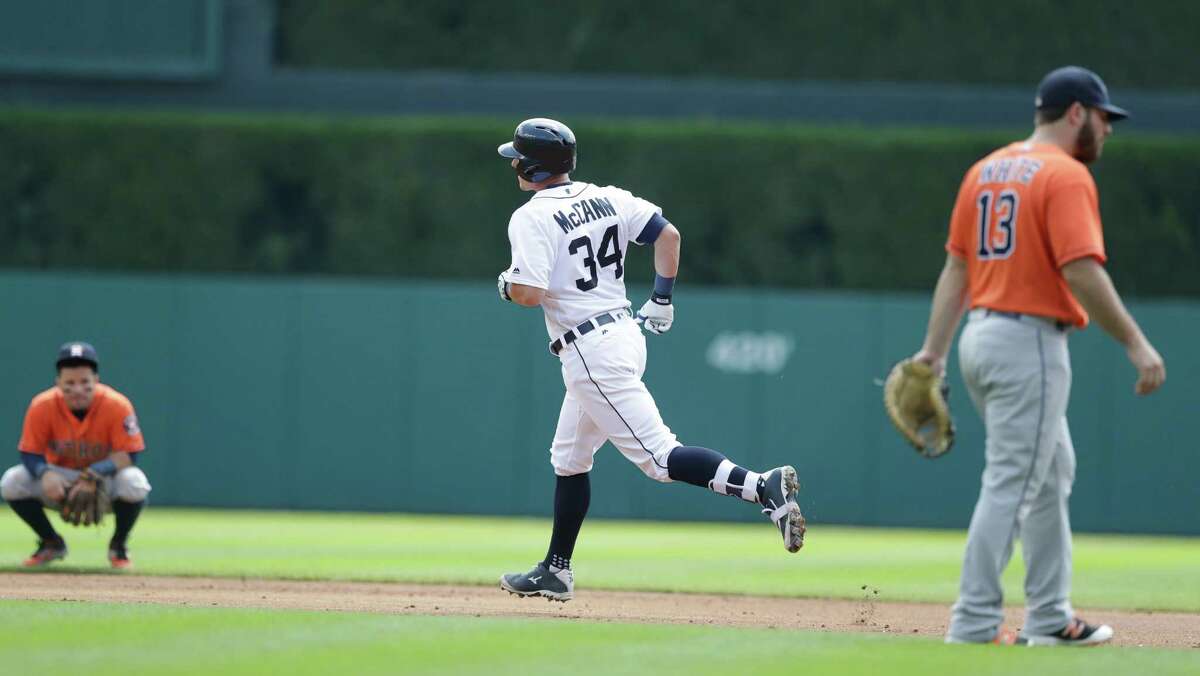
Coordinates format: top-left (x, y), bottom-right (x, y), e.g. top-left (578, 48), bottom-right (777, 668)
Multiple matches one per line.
top-left (22, 537), bottom-right (67, 567)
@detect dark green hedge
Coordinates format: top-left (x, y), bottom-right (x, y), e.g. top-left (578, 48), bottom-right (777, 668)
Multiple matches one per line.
top-left (1, 109), bottom-right (1198, 296)
top-left (276, 0), bottom-right (1200, 90)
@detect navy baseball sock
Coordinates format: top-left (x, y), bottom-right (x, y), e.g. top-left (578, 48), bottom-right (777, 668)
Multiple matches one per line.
top-left (8, 498), bottom-right (59, 542)
top-left (543, 473), bottom-right (590, 571)
top-left (110, 500), bottom-right (144, 549)
top-left (667, 446), bottom-right (763, 503)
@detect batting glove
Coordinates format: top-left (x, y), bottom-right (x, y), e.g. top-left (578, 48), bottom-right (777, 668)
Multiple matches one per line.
top-left (497, 271), bottom-right (513, 303)
top-left (636, 294), bottom-right (674, 335)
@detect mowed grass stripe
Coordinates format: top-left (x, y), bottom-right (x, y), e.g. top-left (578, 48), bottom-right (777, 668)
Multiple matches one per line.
top-left (0, 509), bottom-right (1195, 611)
top-left (0, 601), bottom-right (1197, 676)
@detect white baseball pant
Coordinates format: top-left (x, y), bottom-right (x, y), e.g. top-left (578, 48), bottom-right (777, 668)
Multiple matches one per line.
top-left (550, 314), bottom-right (680, 481)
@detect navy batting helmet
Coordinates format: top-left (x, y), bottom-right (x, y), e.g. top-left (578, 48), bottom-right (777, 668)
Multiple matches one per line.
top-left (497, 118), bottom-right (576, 182)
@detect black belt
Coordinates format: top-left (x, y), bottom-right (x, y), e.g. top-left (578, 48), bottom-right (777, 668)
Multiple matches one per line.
top-left (984, 309), bottom-right (1069, 332)
top-left (550, 311), bottom-right (625, 355)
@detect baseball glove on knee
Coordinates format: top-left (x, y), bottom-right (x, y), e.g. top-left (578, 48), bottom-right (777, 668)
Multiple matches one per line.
top-left (60, 469), bottom-right (111, 527)
top-left (883, 359), bottom-right (955, 458)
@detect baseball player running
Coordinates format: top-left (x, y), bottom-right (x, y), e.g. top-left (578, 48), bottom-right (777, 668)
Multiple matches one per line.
top-left (495, 118), bottom-right (806, 601)
top-left (911, 67), bottom-right (1165, 646)
top-left (1, 342), bottom-right (152, 568)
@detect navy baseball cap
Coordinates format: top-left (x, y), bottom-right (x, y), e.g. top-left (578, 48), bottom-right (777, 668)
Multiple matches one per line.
top-left (56, 341), bottom-right (99, 370)
top-left (1035, 66), bottom-right (1129, 120)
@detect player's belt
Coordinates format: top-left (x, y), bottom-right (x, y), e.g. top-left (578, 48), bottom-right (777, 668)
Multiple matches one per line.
top-left (980, 309), bottom-right (1069, 332)
top-left (549, 310), bottom-right (629, 355)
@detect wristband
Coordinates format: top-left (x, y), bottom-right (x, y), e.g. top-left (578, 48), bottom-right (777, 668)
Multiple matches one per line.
top-left (653, 274), bottom-right (675, 297)
top-left (653, 274), bottom-right (675, 302)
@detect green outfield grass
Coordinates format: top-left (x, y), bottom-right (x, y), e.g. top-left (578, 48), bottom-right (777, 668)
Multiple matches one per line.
top-left (1, 509), bottom-right (1196, 612)
top-left (0, 601), bottom-right (1197, 676)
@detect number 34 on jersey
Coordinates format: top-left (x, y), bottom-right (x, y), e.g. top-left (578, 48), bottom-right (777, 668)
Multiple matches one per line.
top-left (570, 224), bottom-right (623, 291)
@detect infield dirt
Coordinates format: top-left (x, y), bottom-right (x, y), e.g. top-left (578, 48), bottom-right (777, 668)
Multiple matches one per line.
top-left (1, 573), bottom-right (1196, 649)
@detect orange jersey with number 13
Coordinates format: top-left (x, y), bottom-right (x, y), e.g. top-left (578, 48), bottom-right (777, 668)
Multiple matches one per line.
top-left (945, 142), bottom-right (1106, 328)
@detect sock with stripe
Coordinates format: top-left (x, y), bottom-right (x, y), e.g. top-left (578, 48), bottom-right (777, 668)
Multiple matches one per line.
top-left (666, 446), bottom-right (763, 504)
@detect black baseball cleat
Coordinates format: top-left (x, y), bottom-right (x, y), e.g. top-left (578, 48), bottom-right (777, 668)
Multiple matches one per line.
top-left (759, 466), bottom-right (806, 553)
top-left (22, 537), bottom-right (68, 567)
top-left (500, 562), bottom-right (574, 602)
top-left (1022, 617), bottom-right (1113, 646)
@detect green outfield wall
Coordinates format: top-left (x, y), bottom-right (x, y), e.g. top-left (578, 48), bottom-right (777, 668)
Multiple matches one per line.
top-left (276, 0), bottom-right (1200, 90)
top-left (0, 272), bottom-right (1195, 534)
top-left (2, 109), bottom-right (1199, 296)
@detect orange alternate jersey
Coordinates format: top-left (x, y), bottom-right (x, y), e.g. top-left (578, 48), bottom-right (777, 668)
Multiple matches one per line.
top-left (946, 142), bottom-right (1106, 327)
top-left (18, 384), bottom-right (145, 470)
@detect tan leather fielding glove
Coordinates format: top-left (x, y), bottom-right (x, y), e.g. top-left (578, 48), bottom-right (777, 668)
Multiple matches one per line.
top-left (60, 469), bottom-right (110, 526)
top-left (883, 359), bottom-right (955, 458)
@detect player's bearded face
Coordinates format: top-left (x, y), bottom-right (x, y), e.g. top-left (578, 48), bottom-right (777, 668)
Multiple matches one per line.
top-left (57, 366), bottom-right (98, 412)
top-left (1073, 109), bottom-right (1109, 164)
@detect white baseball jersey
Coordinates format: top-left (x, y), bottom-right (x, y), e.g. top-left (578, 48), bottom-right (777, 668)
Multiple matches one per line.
top-left (505, 182), bottom-right (661, 338)
top-left (505, 180), bottom-right (679, 481)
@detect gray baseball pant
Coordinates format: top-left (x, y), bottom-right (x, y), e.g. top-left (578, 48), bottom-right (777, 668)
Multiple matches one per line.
top-left (1, 464), bottom-right (152, 506)
top-left (947, 309), bottom-right (1077, 642)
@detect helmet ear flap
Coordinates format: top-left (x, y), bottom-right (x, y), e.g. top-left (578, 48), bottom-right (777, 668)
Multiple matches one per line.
top-left (514, 157), bottom-right (544, 182)
top-left (519, 162), bottom-right (553, 183)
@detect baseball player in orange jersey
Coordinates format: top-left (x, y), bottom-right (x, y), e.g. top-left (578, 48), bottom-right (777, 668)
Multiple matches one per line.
top-left (1, 342), bottom-right (151, 568)
top-left (911, 66), bottom-right (1165, 646)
